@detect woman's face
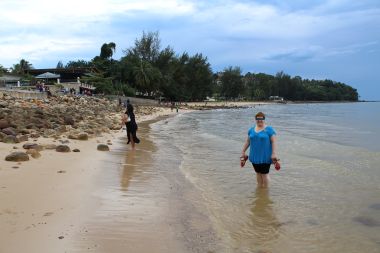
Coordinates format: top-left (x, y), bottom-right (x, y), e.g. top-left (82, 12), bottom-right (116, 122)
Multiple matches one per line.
top-left (255, 117), bottom-right (265, 127)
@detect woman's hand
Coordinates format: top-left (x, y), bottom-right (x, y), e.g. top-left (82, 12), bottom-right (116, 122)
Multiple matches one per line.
top-left (271, 154), bottom-right (278, 162)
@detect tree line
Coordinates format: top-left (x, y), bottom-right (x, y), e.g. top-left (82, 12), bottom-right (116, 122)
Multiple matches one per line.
top-left (1, 31), bottom-right (358, 101)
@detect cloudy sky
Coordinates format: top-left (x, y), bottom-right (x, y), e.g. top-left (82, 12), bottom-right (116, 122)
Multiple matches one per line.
top-left (0, 0), bottom-right (379, 100)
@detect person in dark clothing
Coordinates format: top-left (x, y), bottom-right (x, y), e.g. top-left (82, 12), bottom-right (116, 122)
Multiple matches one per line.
top-left (124, 100), bottom-right (140, 148)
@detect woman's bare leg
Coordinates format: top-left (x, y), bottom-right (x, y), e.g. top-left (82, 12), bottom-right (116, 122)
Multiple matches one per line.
top-left (261, 174), bottom-right (270, 188)
top-left (256, 173), bottom-right (264, 187)
top-left (129, 133), bottom-right (135, 149)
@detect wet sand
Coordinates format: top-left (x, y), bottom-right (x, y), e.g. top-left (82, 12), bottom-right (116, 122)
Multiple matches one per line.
top-left (69, 118), bottom-right (221, 253)
top-left (0, 109), bottom-right (220, 253)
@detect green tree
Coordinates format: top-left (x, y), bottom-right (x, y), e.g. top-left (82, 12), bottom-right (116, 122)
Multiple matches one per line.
top-left (56, 61), bottom-right (64, 68)
top-left (125, 31), bottom-right (161, 63)
top-left (220, 66), bottom-right (244, 99)
top-left (0, 64), bottom-right (7, 76)
top-left (65, 60), bottom-right (92, 68)
top-left (100, 42), bottom-right (116, 60)
top-left (11, 59), bottom-right (33, 75)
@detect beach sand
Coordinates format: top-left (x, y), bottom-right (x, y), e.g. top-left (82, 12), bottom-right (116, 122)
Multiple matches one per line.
top-left (0, 107), bottom-right (185, 253)
top-left (0, 101), bottom-right (271, 252)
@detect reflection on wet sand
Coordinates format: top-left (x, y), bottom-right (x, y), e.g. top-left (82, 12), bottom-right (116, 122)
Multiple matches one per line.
top-left (232, 188), bottom-right (281, 252)
top-left (250, 188), bottom-right (281, 244)
top-left (120, 122), bottom-right (156, 191)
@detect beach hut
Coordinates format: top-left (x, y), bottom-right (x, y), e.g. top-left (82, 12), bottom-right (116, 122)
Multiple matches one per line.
top-left (35, 72), bottom-right (60, 79)
top-left (35, 72), bottom-right (60, 85)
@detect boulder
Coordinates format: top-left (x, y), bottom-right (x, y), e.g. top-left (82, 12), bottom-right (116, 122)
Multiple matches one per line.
top-left (16, 135), bottom-right (29, 143)
top-left (23, 143), bottom-right (43, 151)
top-left (43, 144), bottom-right (57, 150)
top-left (0, 119), bottom-right (10, 129)
top-left (26, 149), bottom-right (41, 159)
top-left (30, 133), bottom-right (40, 138)
top-left (77, 133), bottom-right (88, 141)
top-left (68, 134), bottom-right (78, 140)
top-left (5, 152), bottom-right (29, 162)
top-left (25, 123), bottom-right (35, 129)
top-left (56, 145), bottom-right (71, 152)
top-left (2, 127), bottom-right (17, 136)
top-left (3, 135), bottom-right (19, 144)
top-left (64, 116), bottom-right (75, 126)
top-left (0, 132), bottom-right (7, 141)
top-left (97, 144), bottom-right (109, 151)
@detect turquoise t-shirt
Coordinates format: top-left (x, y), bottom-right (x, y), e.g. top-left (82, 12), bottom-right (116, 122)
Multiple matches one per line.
top-left (248, 125), bottom-right (276, 164)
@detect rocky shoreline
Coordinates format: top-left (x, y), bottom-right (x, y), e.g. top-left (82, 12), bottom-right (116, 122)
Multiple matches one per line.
top-left (0, 94), bottom-right (167, 162)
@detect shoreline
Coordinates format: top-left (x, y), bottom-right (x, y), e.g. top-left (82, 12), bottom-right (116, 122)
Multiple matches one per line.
top-left (0, 105), bottom-right (180, 252)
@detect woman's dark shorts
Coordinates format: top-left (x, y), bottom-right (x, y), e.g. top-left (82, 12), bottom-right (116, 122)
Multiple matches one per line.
top-left (252, 163), bottom-right (271, 174)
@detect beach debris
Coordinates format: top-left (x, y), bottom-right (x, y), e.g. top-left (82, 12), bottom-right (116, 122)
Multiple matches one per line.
top-left (97, 144), bottom-right (109, 151)
top-left (58, 236), bottom-right (64, 239)
top-left (57, 170), bottom-right (66, 173)
top-left (5, 152), bottom-right (29, 162)
top-left (353, 216), bottom-right (380, 227)
top-left (12, 166), bottom-right (19, 169)
top-left (55, 145), bottom-right (71, 153)
top-left (72, 148), bottom-right (80, 152)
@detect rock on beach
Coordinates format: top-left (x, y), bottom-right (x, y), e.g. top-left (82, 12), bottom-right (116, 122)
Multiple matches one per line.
top-left (56, 145), bottom-right (71, 153)
top-left (5, 152), bottom-right (30, 162)
top-left (97, 144), bottom-right (109, 151)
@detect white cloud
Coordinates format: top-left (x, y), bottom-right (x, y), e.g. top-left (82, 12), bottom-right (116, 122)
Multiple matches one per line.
top-left (0, 0), bottom-right (194, 27)
top-left (0, 0), bottom-right (379, 69)
top-left (0, 0), bottom-right (195, 66)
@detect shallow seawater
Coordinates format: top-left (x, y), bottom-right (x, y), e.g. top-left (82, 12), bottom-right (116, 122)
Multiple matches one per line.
top-left (72, 103), bottom-right (380, 253)
top-left (149, 102), bottom-right (380, 253)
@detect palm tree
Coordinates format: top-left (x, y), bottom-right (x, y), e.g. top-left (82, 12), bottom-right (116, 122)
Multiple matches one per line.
top-left (100, 42), bottom-right (116, 60)
top-left (11, 59), bottom-right (33, 75)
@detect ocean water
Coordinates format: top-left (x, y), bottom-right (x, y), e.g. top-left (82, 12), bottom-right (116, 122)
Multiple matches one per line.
top-left (150, 102), bottom-right (380, 253)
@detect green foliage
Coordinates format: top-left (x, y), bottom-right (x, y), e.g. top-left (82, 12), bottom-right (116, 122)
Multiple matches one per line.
top-left (65, 60), bottom-right (92, 68)
top-left (118, 32), bottom-right (213, 101)
top-left (0, 64), bottom-right (7, 76)
top-left (11, 59), bottom-right (33, 75)
top-left (56, 61), bottom-right (64, 68)
top-left (241, 71), bottom-right (358, 101)
top-left (100, 42), bottom-right (116, 59)
top-left (2, 32), bottom-right (357, 101)
top-left (219, 66), bottom-right (244, 99)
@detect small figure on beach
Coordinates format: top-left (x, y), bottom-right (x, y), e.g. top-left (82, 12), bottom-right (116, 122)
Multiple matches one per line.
top-left (122, 100), bottom-right (140, 148)
top-left (241, 112), bottom-right (279, 188)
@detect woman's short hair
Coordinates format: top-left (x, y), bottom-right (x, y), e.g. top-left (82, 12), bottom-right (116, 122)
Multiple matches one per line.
top-left (255, 112), bottom-right (265, 118)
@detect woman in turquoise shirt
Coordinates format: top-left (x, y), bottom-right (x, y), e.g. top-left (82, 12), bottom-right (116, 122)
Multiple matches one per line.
top-left (241, 112), bottom-right (278, 188)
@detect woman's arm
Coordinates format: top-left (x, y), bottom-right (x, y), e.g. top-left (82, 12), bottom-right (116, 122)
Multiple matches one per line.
top-left (241, 136), bottom-right (250, 157)
top-left (271, 135), bottom-right (278, 161)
